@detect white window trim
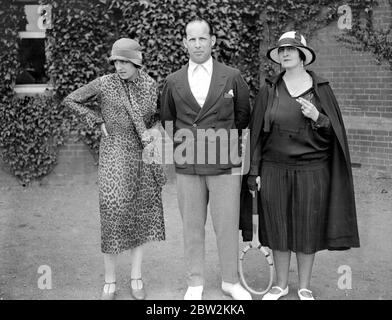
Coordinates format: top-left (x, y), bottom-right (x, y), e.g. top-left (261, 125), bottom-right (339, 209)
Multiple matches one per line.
top-left (18, 31), bottom-right (46, 38)
top-left (14, 84), bottom-right (53, 95)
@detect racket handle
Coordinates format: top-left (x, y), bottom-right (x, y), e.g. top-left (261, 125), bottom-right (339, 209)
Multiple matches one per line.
top-left (251, 192), bottom-right (260, 246)
top-left (252, 191), bottom-right (257, 215)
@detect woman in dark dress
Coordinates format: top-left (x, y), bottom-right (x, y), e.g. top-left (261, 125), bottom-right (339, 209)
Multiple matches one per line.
top-left (63, 38), bottom-right (166, 300)
top-left (241, 31), bottom-right (360, 300)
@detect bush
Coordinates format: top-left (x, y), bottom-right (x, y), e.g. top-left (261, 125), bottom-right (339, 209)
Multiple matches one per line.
top-left (0, 95), bottom-right (69, 183)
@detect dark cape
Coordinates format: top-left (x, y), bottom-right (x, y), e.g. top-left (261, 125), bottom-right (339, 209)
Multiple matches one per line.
top-left (239, 70), bottom-right (360, 250)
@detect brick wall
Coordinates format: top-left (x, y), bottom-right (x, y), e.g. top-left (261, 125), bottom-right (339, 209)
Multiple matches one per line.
top-left (42, 133), bottom-right (99, 185)
top-left (0, 133), bottom-right (98, 185)
top-left (309, 0), bottom-right (392, 177)
top-left (372, 0), bottom-right (392, 29)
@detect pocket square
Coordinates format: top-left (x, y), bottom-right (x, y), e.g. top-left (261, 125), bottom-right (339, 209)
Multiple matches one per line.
top-left (224, 89), bottom-right (234, 98)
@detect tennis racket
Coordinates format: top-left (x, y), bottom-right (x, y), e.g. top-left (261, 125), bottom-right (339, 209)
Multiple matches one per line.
top-left (239, 190), bottom-right (274, 296)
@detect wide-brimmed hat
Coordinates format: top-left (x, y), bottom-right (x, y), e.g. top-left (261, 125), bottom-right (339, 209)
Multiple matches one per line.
top-left (108, 38), bottom-right (143, 67)
top-left (267, 31), bottom-right (316, 66)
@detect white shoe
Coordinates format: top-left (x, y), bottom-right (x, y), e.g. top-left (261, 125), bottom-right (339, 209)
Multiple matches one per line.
top-left (222, 282), bottom-right (252, 300)
top-left (184, 285), bottom-right (203, 300)
top-left (262, 286), bottom-right (289, 300)
top-left (297, 288), bottom-right (315, 300)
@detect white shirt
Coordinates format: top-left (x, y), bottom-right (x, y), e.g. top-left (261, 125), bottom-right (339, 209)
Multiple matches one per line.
top-left (188, 57), bottom-right (213, 108)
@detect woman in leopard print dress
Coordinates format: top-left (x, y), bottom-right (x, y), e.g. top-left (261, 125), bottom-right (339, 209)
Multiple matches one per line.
top-left (63, 38), bottom-right (165, 300)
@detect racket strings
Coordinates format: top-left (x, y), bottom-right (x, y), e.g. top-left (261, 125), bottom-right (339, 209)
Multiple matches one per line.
top-left (239, 247), bottom-right (274, 295)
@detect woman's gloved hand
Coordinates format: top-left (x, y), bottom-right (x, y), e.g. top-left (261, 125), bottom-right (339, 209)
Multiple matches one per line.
top-left (247, 175), bottom-right (261, 191)
top-left (101, 123), bottom-right (109, 137)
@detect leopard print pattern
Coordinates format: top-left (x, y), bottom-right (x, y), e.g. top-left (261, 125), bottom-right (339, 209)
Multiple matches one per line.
top-left (63, 70), bottom-right (165, 254)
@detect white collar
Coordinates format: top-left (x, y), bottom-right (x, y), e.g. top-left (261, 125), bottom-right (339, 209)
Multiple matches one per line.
top-left (188, 57), bottom-right (213, 76)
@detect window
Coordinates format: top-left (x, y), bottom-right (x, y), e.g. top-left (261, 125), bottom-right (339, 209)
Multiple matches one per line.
top-left (15, 1), bottom-right (52, 95)
top-left (16, 37), bottom-right (48, 85)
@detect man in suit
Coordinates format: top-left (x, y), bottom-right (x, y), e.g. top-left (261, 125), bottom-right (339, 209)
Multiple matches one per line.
top-left (160, 18), bottom-right (251, 300)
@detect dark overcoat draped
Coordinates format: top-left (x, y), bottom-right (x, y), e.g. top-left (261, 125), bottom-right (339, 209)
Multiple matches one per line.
top-left (240, 70), bottom-right (360, 250)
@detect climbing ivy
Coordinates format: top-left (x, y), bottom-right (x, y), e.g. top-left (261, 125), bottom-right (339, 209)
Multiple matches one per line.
top-left (0, 0), bottom-right (24, 102)
top-left (0, 0), bottom-right (389, 184)
top-left (0, 95), bottom-right (68, 184)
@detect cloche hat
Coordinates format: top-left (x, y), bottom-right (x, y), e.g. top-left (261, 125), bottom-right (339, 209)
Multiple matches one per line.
top-left (108, 38), bottom-right (143, 67)
top-left (267, 31), bottom-right (316, 66)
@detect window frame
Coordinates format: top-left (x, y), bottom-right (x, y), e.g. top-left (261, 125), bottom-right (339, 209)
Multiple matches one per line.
top-left (14, 2), bottom-right (53, 96)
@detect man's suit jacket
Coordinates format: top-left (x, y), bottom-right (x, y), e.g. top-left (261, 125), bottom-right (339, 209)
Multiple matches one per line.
top-left (160, 59), bottom-right (250, 175)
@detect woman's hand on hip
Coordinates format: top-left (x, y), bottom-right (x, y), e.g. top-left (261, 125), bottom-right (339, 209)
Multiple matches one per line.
top-left (101, 123), bottom-right (109, 137)
top-left (296, 97), bottom-right (319, 122)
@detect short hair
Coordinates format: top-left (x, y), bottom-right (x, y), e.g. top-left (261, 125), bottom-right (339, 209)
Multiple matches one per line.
top-left (185, 17), bottom-right (214, 37)
top-left (297, 49), bottom-right (306, 62)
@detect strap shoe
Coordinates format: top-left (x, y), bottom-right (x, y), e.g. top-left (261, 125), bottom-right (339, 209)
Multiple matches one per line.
top-left (131, 278), bottom-right (146, 300)
top-left (101, 281), bottom-right (116, 300)
top-left (221, 282), bottom-right (252, 300)
top-left (298, 288), bottom-right (315, 300)
top-left (262, 286), bottom-right (289, 300)
top-left (184, 285), bottom-right (203, 300)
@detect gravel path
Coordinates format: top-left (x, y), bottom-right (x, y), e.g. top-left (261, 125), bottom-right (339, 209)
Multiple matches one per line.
top-left (0, 168), bottom-right (391, 300)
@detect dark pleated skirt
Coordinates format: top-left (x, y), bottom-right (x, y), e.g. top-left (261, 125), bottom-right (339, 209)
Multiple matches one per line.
top-left (259, 160), bottom-right (331, 254)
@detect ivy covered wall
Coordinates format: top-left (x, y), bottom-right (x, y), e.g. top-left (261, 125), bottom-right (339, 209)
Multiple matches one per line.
top-left (0, 0), bottom-right (390, 183)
